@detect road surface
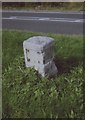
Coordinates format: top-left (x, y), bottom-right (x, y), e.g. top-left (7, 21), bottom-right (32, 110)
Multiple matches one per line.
top-left (2, 10), bottom-right (84, 35)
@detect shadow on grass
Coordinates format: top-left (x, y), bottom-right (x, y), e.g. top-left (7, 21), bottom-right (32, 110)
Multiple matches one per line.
top-left (54, 56), bottom-right (82, 75)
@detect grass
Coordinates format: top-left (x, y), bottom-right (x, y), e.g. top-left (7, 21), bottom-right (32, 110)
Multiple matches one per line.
top-left (2, 30), bottom-right (84, 118)
top-left (2, 6), bottom-right (83, 12)
top-left (0, 29), bottom-right (2, 119)
top-left (2, 2), bottom-right (83, 11)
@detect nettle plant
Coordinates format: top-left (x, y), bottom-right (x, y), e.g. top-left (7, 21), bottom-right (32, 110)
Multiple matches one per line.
top-left (3, 56), bottom-right (83, 118)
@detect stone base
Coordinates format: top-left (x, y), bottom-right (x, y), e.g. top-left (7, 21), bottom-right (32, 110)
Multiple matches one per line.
top-left (23, 36), bottom-right (58, 77)
top-left (27, 60), bottom-right (58, 77)
top-left (39, 61), bottom-right (58, 77)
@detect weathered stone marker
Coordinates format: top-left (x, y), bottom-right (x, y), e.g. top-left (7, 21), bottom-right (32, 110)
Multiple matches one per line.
top-left (23, 36), bottom-right (57, 77)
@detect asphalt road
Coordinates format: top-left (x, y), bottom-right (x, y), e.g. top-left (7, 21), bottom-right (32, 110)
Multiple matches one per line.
top-left (2, 10), bottom-right (84, 35)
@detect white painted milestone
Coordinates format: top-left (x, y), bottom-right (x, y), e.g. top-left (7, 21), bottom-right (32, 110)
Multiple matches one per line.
top-left (23, 36), bottom-right (57, 77)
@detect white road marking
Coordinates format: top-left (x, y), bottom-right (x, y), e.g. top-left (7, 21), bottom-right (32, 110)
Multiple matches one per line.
top-left (2, 16), bottom-right (84, 23)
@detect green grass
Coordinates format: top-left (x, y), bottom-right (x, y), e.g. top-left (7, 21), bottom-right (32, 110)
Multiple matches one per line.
top-left (0, 29), bottom-right (2, 119)
top-left (2, 30), bottom-right (84, 118)
top-left (2, 3), bottom-right (83, 11)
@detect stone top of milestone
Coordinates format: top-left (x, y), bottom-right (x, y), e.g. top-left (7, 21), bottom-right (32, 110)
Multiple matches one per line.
top-left (23, 36), bottom-right (54, 51)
